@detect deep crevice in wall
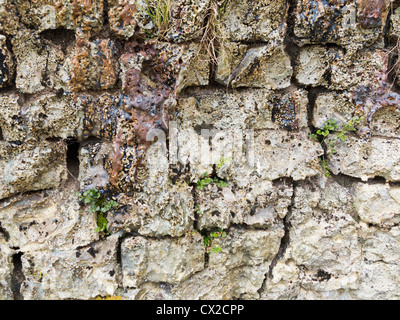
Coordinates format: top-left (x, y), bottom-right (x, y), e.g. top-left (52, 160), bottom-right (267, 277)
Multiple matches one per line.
top-left (267, 179), bottom-right (296, 281)
top-left (11, 252), bottom-right (25, 300)
top-left (0, 222), bottom-right (10, 241)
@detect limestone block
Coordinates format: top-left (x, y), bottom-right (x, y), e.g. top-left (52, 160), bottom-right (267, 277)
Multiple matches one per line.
top-left (328, 135), bottom-right (400, 182)
top-left (12, 32), bottom-right (48, 94)
top-left (351, 183), bottom-right (400, 227)
top-left (175, 88), bottom-right (309, 131)
top-left (20, 233), bottom-right (122, 300)
top-left (0, 189), bottom-right (98, 252)
top-left (108, 0), bottom-right (138, 38)
top-left (0, 93), bottom-right (81, 142)
top-left (295, 45), bottom-right (329, 87)
top-left (172, 126), bottom-right (323, 185)
top-left (0, 140), bottom-right (67, 200)
top-left (79, 141), bottom-right (113, 191)
top-left (313, 92), bottom-right (357, 129)
top-left (219, 0), bottom-right (288, 43)
top-left (329, 49), bottom-right (389, 91)
top-left (215, 43), bottom-right (292, 89)
top-left (16, 0), bottom-right (104, 32)
top-left (121, 233), bottom-right (204, 288)
top-left (294, 0), bottom-right (389, 53)
top-left (196, 180), bottom-right (293, 230)
top-left (170, 226), bottom-right (284, 299)
top-left (390, 6), bottom-right (400, 39)
top-left (313, 91), bottom-right (400, 139)
top-left (295, 46), bottom-right (389, 90)
top-left (262, 178), bottom-right (362, 298)
top-left (0, 35), bottom-right (14, 88)
top-left (353, 223), bottom-right (400, 299)
top-left (11, 30), bottom-right (74, 93)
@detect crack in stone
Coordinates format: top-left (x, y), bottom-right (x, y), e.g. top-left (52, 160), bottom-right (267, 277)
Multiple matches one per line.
top-left (11, 252), bottom-right (25, 300)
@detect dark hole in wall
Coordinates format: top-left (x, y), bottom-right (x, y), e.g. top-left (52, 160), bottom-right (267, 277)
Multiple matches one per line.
top-left (66, 138), bottom-right (80, 180)
top-left (0, 127), bottom-right (3, 140)
top-left (39, 28), bottom-right (75, 54)
top-left (11, 252), bottom-right (25, 300)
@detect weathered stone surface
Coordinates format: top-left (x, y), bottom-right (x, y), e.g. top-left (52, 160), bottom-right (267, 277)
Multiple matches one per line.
top-left (196, 179), bottom-right (293, 230)
top-left (314, 91), bottom-right (400, 139)
top-left (352, 182), bottom-right (400, 227)
top-left (170, 226), bottom-right (284, 299)
top-left (20, 233), bottom-right (121, 300)
top-left (71, 32), bottom-right (119, 91)
top-left (295, 46), bottom-right (389, 90)
top-left (17, 0), bottom-right (104, 32)
top-left (0, 93), bottom-right (81, 142)
top-left (172, 123), bottom-right (323, 184)
top-left (0, 0), bottom-right (20, 35)
top-left (0, 35), bottom-right (14, 88)
top-left (2, 0), bottom-right (400, 301)
top-left (329, 49), bottom-right (388, 91)
top-left (262, 177), bottom-right (362, 299)
top-left (219, 0), bottom-right (288, 43)
top-left (327, 135), bottom-right (400, 182)
top-left (0, 140), bottom-right (68, 200)
top-left (110, 0), bottom-right (210, 42)
top-left (295, 45), bottom-right (329, 87)
top-left (294, 0), bottom-right (389, 53)
top-left (106, 142), bottom-right (195, 237)
top-left (12, 32), bottom-right (48, 94)
top-left (0, 189), bottom-right (98, 252)
top-left (121, 232), bottom-right (204, 288)
top-left (215, 43), bottom-right (292, 89)
top-left (0, 239), bottom-right (14, 300)
top-left (175, 88), bottom-right (309, 131)
top-left (11, 30), bottom-right (74, 93)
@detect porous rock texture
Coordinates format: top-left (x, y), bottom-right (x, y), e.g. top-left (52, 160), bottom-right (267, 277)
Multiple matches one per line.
top-left (1, 0), bottom-right (400, 300)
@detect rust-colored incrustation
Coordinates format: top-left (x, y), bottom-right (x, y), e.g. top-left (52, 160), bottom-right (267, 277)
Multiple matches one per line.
top-left (70, 29), bottom-right (118, 92)
top-left (110, 130), bottom-right (124, 187)
top-left (105, 40), bottom-right (184, 191)
top-left (358, 0), bottom-right (386, 29)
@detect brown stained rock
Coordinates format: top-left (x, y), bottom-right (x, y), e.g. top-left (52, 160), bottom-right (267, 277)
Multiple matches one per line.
top-left (358, 0), bottom-right (387, 29)
top-left (108, 0), bottom-right (138, 38)
top-left (70, 30), bottom-right (119, 92)
top-left (0, 35), bottom-right (14, 88)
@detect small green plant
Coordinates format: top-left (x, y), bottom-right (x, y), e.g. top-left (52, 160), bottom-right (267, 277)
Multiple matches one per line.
top-left (142, 0), bottom-right (171, 38)
top-left (76, 189), bottom-right (118, 234)
top-left (203, 228), bottom-right (227, 254)
top-left (217, 157), bottom-right (231, 169)
top-left (311, 116), bottom-right (362, 177)
top-left (197, 172), bottom-right (229, 190)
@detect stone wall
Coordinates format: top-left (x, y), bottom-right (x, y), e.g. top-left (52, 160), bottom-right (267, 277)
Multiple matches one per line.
top-left (1, 0), bottom-right (400, 300)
